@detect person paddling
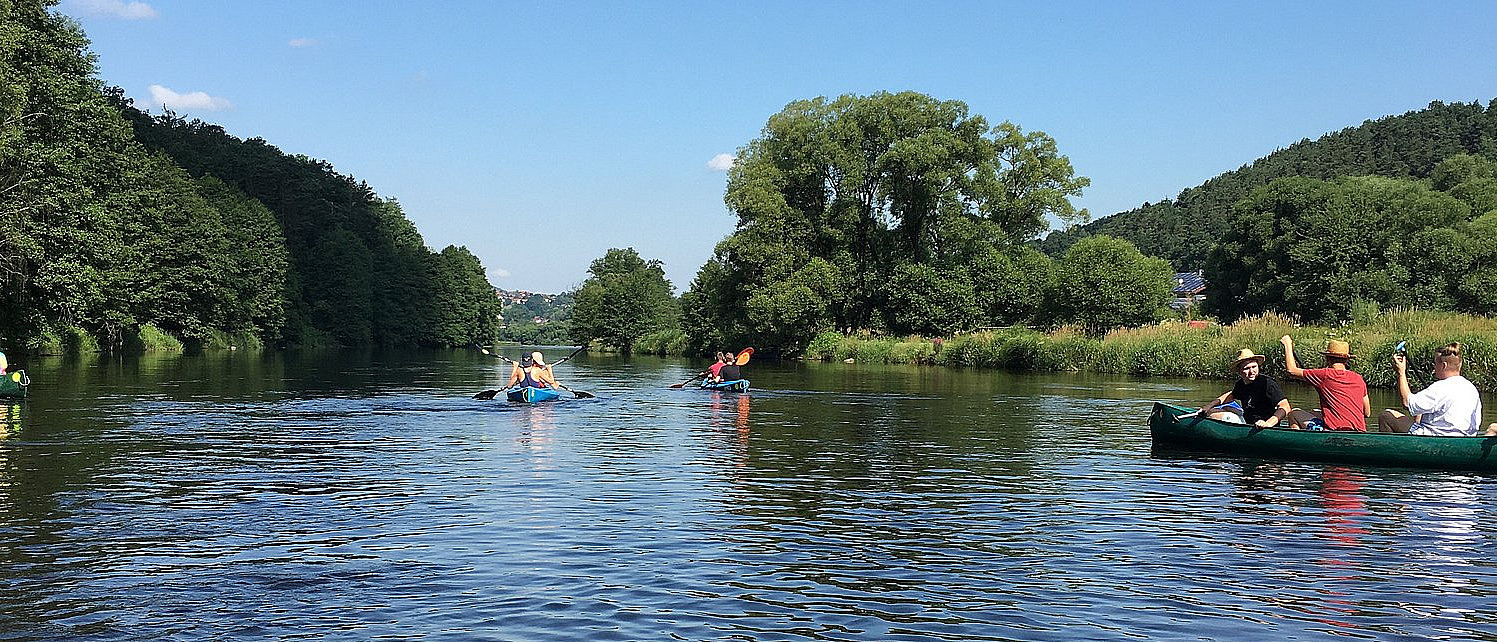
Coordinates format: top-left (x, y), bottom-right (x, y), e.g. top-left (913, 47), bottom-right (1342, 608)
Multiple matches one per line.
top-left (506, 351), bottom-right (561, 390)
top-left (1281, 336), bottom-right (1370, 431)
top-left (1200, 348), bottom-right (1291, 427)
top-left (718, 350), bottom-right (743, 383)
top-left (706, 352), bottom-right (728, 383)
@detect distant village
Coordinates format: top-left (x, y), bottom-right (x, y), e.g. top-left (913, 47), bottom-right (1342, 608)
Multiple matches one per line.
top-left (495, 288), bottom-right (565, 326)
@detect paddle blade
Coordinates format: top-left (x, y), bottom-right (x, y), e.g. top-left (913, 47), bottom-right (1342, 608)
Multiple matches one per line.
top-left (570, 389), bottom-right (596, 399)
top-left (735, 347), bottom-right (754, 366)
top-left (473, 389), bottom-right (500, 400)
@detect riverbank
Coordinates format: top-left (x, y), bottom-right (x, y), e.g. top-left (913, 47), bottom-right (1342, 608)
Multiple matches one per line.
top-left (802, 310), bottom-right (1497, 390)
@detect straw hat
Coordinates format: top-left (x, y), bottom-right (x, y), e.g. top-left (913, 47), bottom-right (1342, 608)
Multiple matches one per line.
top-left (530, 351), bottom-right (546, 366)
top-left (1321, 339), bottom-right (1355, 360)
top-left (1232, 348), bottom-right (1265, 370)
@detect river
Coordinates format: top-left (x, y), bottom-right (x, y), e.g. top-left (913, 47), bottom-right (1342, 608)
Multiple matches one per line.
top-left (1, 349), bottom-right (1493, 640)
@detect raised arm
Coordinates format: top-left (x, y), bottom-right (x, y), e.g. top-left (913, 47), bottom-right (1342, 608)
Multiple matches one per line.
top-left (1392, 353), bottom-right (1412, 408)
top-left (1280, 335), bottom-right (1305, 378)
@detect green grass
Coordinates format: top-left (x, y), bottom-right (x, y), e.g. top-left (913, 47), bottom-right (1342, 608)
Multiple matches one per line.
top-left (807, 310), bottom-right (1497, 389)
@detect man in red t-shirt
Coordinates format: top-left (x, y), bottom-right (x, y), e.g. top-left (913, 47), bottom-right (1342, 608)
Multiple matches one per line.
top-left (1280, 336), bottom-right (1371, 431)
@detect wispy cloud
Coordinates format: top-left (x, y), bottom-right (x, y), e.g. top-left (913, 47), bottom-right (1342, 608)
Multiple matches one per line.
top-left (490, 267), bottom-right (511, 279)
top-left (288, 38), bottom-right (318, 48)
top-left (63, 0), bottom-right (157, 19)
top-left (148, 84), bottom-right (231, 112)
top-left (706, 153), bottom-right (735, 171)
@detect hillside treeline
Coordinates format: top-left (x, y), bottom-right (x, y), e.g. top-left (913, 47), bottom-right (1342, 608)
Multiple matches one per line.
top-left (0, 1), bottom-right (498, 351)
top-left (1041, 100), bottom-right (1497, 270)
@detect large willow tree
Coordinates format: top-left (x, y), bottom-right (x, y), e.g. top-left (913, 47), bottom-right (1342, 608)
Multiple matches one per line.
top-left (683, 91), bottom-right (1089, 353)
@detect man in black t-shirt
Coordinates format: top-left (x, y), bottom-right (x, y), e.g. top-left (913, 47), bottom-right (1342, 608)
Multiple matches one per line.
top-left (1200, 348), bottom-right (1291, 427)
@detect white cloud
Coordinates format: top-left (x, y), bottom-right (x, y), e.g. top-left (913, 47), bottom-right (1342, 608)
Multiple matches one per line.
top-left (490, 267), bottom-right (511, 279)
top-left (706, 153), bottom-right (736, 171)
top-left (288, 38), bottom-right (318, 48)
top-left (148, 84), bottom-right (231, 112)
top-left (64, 0), bottom-right (157, 19)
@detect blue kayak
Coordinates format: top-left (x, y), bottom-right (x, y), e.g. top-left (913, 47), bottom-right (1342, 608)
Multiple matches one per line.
top-left (699, 379), bottom-right (749, 393)
top-left (506, 386), bottom-right (563, 403)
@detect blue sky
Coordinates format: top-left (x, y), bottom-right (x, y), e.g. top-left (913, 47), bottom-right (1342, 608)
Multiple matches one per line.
top-left (59, 0), bottom-right (1497, 293)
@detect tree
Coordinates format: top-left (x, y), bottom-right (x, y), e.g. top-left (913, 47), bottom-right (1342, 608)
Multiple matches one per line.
top-left (567, 248), bottom-right (679, 353)
top-left (1045, 235), bottom-right (1172, 333)
top-left (1204, 176), bottom-right (1470, 322)
top-left (685, 91), bottom-right (1088, 353)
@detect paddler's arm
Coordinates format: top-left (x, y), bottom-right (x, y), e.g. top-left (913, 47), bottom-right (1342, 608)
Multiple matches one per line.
top-left (1255, 399), bottom-right (1292, 428)
top-left (1280, 335), bottom-right (1305, 378)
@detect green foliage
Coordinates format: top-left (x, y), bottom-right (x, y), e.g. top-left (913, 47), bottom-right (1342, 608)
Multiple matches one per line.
top-left (567, 248), bottom-right (679, 353)
top-left (634, 328), bottom-right (690, 356)
top-left (132, 324), bottom-right (184, 352)
top-left (1045, 235), bottom-right (1173, 333)
top-left (1204, 175), bottom-right (1487, 323)
top-left (686, 91), bottom-right (1088, 353)
top-left (1043, 100), bottom-right (1497, 270)
top-left (0, 2), bottom-right (499, 350)
top-left (803, 309), bottom-right (1497, 390)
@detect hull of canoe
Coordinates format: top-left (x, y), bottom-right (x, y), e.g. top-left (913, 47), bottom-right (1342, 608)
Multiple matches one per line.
top-left (699, 379), bottom-right (749, 393)
top-left (1149, 402), bottom-right (1497, 471)
top-left (0, 371), bottom-right (28, 399)
top-left (506, 386), bottom-right (562, 403)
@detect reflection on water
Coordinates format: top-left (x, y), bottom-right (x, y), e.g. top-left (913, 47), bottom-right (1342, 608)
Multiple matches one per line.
top-left (0, 351), bottom-right (1493, 640)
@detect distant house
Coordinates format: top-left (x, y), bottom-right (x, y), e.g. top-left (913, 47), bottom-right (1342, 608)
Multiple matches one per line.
top-left (1170, 271), bottom-right (1206, 310)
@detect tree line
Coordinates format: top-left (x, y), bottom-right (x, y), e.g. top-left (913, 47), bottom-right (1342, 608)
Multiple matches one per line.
top-left (568, 93), bottom-right (1176, 355)
top-left (0, 0), bottom-right (500, 352)
top-left (567, 94), bottom-right (1497, 356)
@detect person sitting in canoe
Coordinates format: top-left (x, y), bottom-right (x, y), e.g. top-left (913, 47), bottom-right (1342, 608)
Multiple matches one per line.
top-left (505, 351), bottom-right (562, 391)
top-left (1199, 348), bottom-right (1291, 427)
top-left (705, 352), bottom-right (728, 383)
top-left (1281, 336), bottom-right (1370, 431)
top-left (1377, 343), bottom-right (1483, 435)
top-left (718, 353), bottom-right (743, 383)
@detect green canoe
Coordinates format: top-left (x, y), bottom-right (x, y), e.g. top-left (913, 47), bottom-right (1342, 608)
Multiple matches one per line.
top-left (1149, 402), bottom-right (1497, 472)
top-left (0, 370), bottom-right (28, 399)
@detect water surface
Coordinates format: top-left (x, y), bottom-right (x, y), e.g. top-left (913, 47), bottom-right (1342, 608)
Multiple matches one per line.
top-left (1, 350), bottom-right (1493, 640)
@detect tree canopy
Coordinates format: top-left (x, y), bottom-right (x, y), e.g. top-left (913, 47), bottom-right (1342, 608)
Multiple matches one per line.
top-left (0, 0), bottom-right (500, 350)
top-left (1206, 156), bottom-right (1497, 322)
top-left (567, 248), bottom-right (679, 353)
top-left (684, 91), bottom-right (1091, 354)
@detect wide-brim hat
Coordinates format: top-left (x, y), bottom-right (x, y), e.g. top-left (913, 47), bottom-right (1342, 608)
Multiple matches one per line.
top-left (530, 351), bottom-right (546, 366)
top-left (1232, 348), bottom-right (1265, 370)
top-left (1321, 339), bottom-right (1355, 360)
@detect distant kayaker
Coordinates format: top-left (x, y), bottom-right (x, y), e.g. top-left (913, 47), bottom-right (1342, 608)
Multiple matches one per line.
top-left (1199, 348), bottom-right (1291, 427)
top-left (506, 351), bottom-right (561, 390)
top-left (706, 352), bottom-right (728, 383)
top-left (1281, 336), bottom-right (1370, 431)
top-left (718, 352), bottom-right (742, 383)
top-left (1377, 343), bottom-right (1482, 435)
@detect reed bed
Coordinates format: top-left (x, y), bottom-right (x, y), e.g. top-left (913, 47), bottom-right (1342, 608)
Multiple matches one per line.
top-left (804, 310), bottom-right (1497, 389)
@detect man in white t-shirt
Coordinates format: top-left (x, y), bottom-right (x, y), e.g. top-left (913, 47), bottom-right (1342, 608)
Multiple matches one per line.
top-left (1377, 343), bottom-right (1483, 435)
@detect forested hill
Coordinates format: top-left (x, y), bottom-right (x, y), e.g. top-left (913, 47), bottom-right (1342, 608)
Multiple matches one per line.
top-left (115, 102), bottom-right (500, 347)
top-left (0, 0), bottom-right (499, 351)
top-left (1039, 100), bottom-right (1497, 270)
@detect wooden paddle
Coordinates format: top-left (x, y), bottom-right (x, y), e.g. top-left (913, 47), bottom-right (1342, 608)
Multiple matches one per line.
top-left (671, 347), bottom-right (753, 388)
top-left (473, 346), bottom-right (595, 399)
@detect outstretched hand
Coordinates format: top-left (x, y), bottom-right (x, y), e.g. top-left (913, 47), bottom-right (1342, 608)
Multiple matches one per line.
top-left (1279, 335), bottom-right (1294, 348)
top-left (1392, 352), bottom-right (1407, 374)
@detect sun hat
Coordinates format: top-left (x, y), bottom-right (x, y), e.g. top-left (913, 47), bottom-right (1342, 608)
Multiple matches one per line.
top-left (1232, 348), bottom-right (1265, 370)
top-left (531, 351), bottom-right (546, 366)
top-left (1321, 339), bottom-right (1355, 360)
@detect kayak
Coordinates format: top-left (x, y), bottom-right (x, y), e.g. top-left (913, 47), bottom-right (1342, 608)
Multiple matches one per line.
top-left (0, 370), bottom-right (28, 399)
top-left (700, 379), bottom-right (749, 393)
top-left (1149, 402), bottom-right (1497, 471)
top-left (506, 386), bottom-right (563, 403)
